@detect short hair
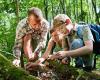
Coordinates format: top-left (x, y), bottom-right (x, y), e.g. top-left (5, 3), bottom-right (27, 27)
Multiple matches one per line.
top-left (28, 7), bottom-right (43, 20)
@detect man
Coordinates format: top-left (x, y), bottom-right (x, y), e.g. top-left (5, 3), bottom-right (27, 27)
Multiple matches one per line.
top-left (13, 7), bottom-right (49, 67)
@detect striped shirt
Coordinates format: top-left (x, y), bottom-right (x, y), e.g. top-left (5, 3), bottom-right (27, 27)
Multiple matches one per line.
top-left (13, 18), bottom-right (49, 59)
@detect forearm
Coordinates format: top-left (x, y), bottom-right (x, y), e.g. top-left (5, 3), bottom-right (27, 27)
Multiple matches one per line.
top-left (42, 50), bottom-right (51, 59)
top-left (23, 44), bottom-right (33, 59)
top-left (13, 48), bottom-right (21, 59)
top-left (65, 46), bottom-right (93, 57)
top-left (34, 37), bottom-right (47, 54)
top-left (36, 39), bottom-right (54, 63)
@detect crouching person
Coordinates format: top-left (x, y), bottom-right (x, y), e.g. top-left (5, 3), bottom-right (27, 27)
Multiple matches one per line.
top-left (13, 7), bottom-right (49, 67)
top-left (35, 17), bottom-right (71, 65)
top-left (50, 14), bottom-right (95, 72)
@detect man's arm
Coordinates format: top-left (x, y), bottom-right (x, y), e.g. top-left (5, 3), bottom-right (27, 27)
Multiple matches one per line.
top-left (36, 38), bottom-right (55, 63)
top-left (13, 20), bottom-right (27, 66)
top-left (13, 26), bottom-right (26, 59)
top-left (34, 21), bottom-right (49, 54)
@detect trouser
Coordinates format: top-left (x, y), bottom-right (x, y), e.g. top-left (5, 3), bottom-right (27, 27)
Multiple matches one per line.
top-left (70, 39), bottom-right (94, 68)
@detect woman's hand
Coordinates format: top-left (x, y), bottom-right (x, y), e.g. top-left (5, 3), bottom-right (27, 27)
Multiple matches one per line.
top-left (49, 51), bottom-right (67, 60)
top-left (61, 57), bottom-right (70, 64)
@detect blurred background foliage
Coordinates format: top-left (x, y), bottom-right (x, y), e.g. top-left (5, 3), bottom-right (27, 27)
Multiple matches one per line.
top-left (0, 0), bottom-right (100, 67)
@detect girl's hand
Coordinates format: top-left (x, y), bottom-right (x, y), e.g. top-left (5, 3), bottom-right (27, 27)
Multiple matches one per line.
top-left (49, 51), bottom-right (66, 60)
top-left (61, 57), bottom-right (70, 64)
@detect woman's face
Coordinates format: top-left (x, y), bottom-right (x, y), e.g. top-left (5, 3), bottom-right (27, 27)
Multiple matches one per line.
top-left (51, 30), bottom-right (65, 43)
top-left (51, 31), bottom-right (59, 43)
top-left (56, 24), bottom-right (69, 36)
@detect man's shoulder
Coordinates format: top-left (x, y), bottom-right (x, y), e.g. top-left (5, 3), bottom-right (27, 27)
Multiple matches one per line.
top-left (18, 18), bottom-right (27, 26)
top-left (41, 19), bottom-right (49, 28)
top-left (16, 18), bottom-right (27, 30)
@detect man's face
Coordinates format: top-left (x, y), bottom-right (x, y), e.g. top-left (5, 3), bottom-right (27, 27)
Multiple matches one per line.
top-left (28, 14), bottom-right (38, 25)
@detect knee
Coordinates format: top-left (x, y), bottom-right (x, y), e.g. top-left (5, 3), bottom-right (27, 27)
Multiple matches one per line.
top-left (71, 39), bottom-right (84, 50)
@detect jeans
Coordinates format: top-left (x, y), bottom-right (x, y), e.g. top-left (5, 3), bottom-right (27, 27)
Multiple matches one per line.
top-left (70, 39), bottom-right (94, 68)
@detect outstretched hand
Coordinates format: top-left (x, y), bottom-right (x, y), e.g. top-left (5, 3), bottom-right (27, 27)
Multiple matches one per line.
top-left (49, 51), bottom-right (67, 60)
top-left (26, 62), bottom-right (39, 71)
top-left (13, 59), bottom-right (20, 67)
top-left (26, 62), bottom-right (46, 71)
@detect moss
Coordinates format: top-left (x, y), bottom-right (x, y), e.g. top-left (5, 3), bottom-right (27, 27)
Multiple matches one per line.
top-left (47, 60), bottom-right (100, 80)
top-left (0, 53), bottom-right (39, 80)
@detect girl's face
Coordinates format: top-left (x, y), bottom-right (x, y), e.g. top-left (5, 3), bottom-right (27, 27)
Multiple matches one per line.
top-left (51, 31), bottom-right (59, 43)
top-left (54, 24), bottom-right (70, 36)
top-left (51, 30), bottom-right (65, 43)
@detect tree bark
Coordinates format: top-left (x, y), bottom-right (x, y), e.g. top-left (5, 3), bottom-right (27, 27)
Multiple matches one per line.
top-left (0, 53), bottom-right (39, 80)
top-left (80, 0), bottom-right (83, 21)
top-left (15, 0), bottom-right (20, 23)
top-left (91, 0), bottom-right (99, 23)
top-left (44, 0), bottom-right (48, 20)
top-left (46, 60), bottom-right (100, 80)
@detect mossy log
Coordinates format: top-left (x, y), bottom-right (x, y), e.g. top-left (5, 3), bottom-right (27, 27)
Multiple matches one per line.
top-left (0, 53), bottom-right (39, 80)
top-left (0, 52), bottom-right (99, 80)
top-left (26, 59), bottom-right (100, 80)
top-left (43, 60), bottom-right (100, 80)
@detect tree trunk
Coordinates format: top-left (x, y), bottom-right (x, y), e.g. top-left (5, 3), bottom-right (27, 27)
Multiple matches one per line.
top-left (0, 53), bottom-right (39, 80)
top-left (76, 0), bottom-right (78, 21)
top-left (44, 0), bottom-right (48, 20)
top-left (51, 0), bottom-right (54, 18)
top-left (91, 0), bottom-right (99, 23)
top-left (80, 0), bottom-right (83, 21)
top-left (15, 0), bottom-right (20, 23)
top-left (69, 0), bottom-right (71, 17)
top-left (45, 60), bottom-right (100, 80)
top-left (73, 0), bottom-right (76, 20)
top-left (29, 60), bottom-right (100, 80)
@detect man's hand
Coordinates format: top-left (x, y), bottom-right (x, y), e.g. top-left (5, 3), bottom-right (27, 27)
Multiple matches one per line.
top-left (49, 51), bottom-right (67, 60)
top-left (26, 62), bottom-right (39, 71)
top-left (28, 53), bottom-right (39, 62)
top-left (35, 58), bottom-right (45, 64)
top-left (26, 62), bottom-right (45, 71)
top-left (12, 59), bottom-right (20, 67)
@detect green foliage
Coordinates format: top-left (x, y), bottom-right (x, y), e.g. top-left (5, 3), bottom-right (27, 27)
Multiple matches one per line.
top-left (0, 53), bottom-right (39, 80)
top-left (0, 0), bottom-right (99, 71)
